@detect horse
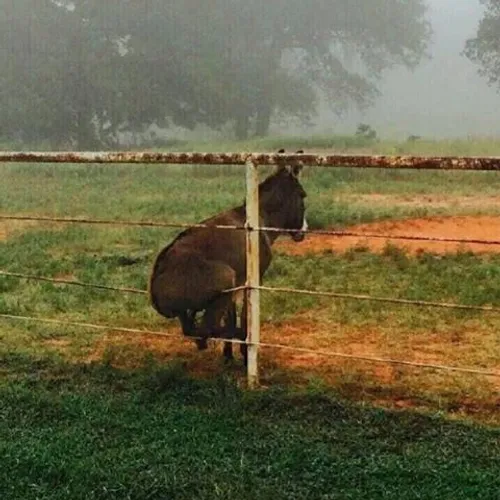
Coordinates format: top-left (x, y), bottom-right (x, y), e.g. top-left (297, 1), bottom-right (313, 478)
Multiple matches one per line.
top-left (149, 149), bottom-right (308, 364)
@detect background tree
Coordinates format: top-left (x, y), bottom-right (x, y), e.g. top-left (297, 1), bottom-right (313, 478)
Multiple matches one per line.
top-left (0, 0), bottom-right (431, 147)
top-left (464, 1), bottom-right (500, 89)
top-left (0, 0), bottom-right (128, 148)
top-left (116, 0), bottom-right (431, 139)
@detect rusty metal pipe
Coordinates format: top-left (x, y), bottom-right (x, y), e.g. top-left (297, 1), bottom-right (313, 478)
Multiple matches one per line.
top-left (1, 151), bottom-right (500, 170)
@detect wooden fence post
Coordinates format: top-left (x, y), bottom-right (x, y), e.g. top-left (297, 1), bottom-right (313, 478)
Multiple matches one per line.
top-left (245, 159), bottom-right (260, 388)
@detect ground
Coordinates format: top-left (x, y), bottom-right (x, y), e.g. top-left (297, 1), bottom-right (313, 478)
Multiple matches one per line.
top-left (29, 214), bottom-right (498, 425)
top-left (277, 214), bottom-right (500, 255)
top-left (2, 145), bottom-right (500, 497)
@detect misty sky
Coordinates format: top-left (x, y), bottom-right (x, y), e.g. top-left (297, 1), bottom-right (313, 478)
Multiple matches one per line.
top-left (310, 0), bottom-right (500, 139)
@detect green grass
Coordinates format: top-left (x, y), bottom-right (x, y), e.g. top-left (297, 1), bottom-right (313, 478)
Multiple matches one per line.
top-left (166, 133), bottom-right (377, 152)
top-left (1, 136), bottom-right (500, 498)
top-left (2, 226), bottom-right (500, 327)
top-left (164, 134), bottom-right (500, 157)
top-left (5, 132), bottom-right (500, 156)
top-left (2, 229), bottom-right (499, 422)
top-left (3, 160), bottom-right (500, 231)
top-left (1, 360), bottom-right (499, 500)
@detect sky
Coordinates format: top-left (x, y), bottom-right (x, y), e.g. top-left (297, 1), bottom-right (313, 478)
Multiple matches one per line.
top-left (310, 0), bottom-right (500, 139)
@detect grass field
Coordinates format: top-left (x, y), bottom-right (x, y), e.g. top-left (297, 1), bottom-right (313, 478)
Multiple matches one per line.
top-left (1, 362), bottom-right (499, 500)
top-left (1, 136), bottom-right (500, 498)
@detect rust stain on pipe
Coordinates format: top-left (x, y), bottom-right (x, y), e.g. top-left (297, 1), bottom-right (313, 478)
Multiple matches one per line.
top-left (1, 151), bottom-right (500, 170)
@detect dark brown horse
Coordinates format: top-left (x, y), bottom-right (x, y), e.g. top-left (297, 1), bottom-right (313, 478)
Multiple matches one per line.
top-left (149, 150), bottom-right (307, 364)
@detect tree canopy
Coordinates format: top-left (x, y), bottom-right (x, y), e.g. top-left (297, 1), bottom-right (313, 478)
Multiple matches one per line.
top-left (0, 0), bottom-right (431, 147)
top-left (465, 1), bottom-right (500, 90)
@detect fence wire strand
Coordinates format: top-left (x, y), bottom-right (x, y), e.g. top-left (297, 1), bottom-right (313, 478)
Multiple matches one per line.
top-left (1, 270), bottom-right (498, 313)
top-left (3, 213), bottom-right (500, 247)
top-left (0, 270), bottom-right (245, 296)
top-left (0, 312), bottom-right (498, 378)
top-left (0, 270), bottom-right (147, 295)
top-left (257, 285), bottom-right (500, 313)
top-left (0, 214), bottom-right (243, 232)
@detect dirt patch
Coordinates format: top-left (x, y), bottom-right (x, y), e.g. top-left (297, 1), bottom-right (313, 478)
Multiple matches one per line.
top-left (59, 315), bottom-right (499, 421)
top-left (277, 215), bottom-right (500, 256)
top-left (85, 326), bottom-right (234, 379)
top-left (342, 194), bottom-right (500, 210)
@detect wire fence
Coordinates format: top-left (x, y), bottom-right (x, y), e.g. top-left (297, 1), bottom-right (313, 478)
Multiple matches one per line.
top-left (1, 311), bottom-right (498, 379)
top-left (2, 151), bottom-right (500, 385)
top-left (3, 213), bottom-right (500, 246)
top-left (0, 270), bottom-right (148, 295)
top-left (1, 269), bottom-right (499, 313)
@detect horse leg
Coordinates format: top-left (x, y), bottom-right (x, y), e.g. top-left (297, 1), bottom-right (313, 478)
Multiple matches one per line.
top-left (199, 294), bottom-right (237, 358)
top-left (223, 301), bottom-right (238, 362)
top-left (238, 293), bottom-right (248, 367)
top-left (179, 310), bottom-right (209, 350)
top-left (179, 310), bottom-right (196, 335)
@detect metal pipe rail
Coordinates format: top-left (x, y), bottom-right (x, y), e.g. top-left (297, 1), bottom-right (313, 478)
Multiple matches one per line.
top-left (2, 151), bottom-right (500, 170)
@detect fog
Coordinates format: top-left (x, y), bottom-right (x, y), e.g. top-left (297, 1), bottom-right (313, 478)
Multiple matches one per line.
top-left (2, 0), bottom-right (499, 148)
top-left (307, 0), bottom-right (500, 140)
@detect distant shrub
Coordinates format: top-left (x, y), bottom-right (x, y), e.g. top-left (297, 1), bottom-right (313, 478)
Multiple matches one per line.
top-left (355, 123), bottom-right (378, 142)
top-left (407, 135), bottom-right (422, 143)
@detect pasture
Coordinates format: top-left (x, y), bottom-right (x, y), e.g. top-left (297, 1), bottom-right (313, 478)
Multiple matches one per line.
top-left (1, 136), bottom-right (500, 498)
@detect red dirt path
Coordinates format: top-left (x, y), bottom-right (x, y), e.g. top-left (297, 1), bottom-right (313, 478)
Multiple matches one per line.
top-left (276, 215), bottom-right (500, 256)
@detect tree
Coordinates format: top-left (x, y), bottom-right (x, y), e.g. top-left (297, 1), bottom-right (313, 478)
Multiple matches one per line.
top-left (464, 1), bottom-right (500, 88)
top-left (0, 0), bottom-right (431, 146)
top-left (115, 0), bottom-right (432, 139)
top-left (0, 0), bottom-right (129, 149)
top-left (242, 0), bottom-right (432, 138)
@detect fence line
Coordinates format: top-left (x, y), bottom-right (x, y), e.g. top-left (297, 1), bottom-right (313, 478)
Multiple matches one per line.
top-left (0, 214), bottom-right (244, 232)
top-left (0, 270), bottom-right (147, 295)
top-left (4, 150), bottom-right (500, 386)
top-left (3, 213), bottom-right (500, 247)
top-left (1, 269), bottom-right (498, 313)
top-left (2, 151), bottom-right (500, 171)
top-left (1, 311), bottom-right (498, 378)
top-left (257, 285), bottom-right (500, 313)
top-left (0, 271), bottom-right (245, 296)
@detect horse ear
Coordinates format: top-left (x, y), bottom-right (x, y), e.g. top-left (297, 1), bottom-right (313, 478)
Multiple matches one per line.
top-left (274, 149), bottom-right (288, 174)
